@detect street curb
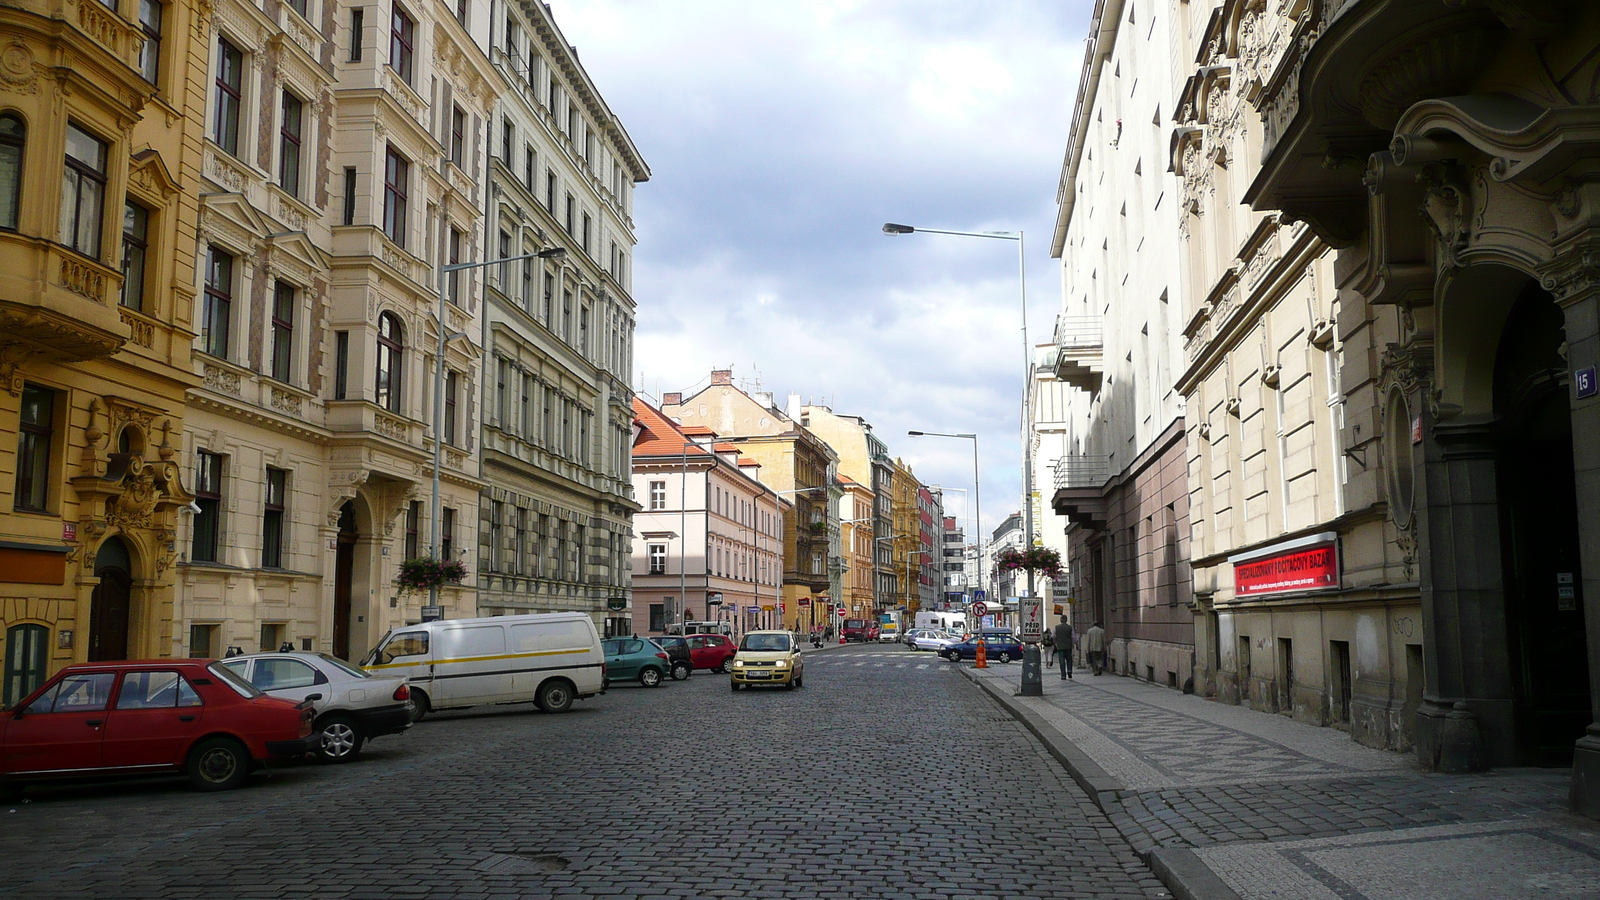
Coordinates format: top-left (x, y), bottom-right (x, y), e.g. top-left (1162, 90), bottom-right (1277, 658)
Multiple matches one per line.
top-left (956, 667), bottom-right (1236, 900)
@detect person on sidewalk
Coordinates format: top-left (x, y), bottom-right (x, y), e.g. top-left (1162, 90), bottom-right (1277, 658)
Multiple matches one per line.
top-left (1052, 620), bottom-right (1074, 679)
top-left (1085, 621), bottom-right (1107, 676)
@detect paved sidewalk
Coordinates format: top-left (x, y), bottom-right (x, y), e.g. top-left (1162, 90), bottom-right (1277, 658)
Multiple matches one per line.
top-left (962, 663), bottom-right (1600, 900)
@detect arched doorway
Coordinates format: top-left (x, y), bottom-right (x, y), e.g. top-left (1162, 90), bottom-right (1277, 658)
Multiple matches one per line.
top-left (334, 502), bottom-right (357, 660)
top-left (1494, 283), bottom-right (1593, 764)
top-left (89, 537), bottom-right (133, 661)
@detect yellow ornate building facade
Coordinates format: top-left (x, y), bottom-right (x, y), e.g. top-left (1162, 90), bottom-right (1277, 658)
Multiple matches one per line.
top-left (0, 0), bottom-right (205, 699)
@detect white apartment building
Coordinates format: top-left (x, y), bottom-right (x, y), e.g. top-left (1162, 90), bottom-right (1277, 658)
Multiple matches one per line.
top-left (1045, 0), bottom-right (1193, 690)
top-left (473, 0), bottom-right (648, 635)
top-left (178, 0), bottom-right (502, 660)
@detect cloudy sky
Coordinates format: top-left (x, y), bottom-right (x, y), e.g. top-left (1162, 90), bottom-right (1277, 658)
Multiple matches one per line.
top-left (556, 0), bottom-right (1090, 538)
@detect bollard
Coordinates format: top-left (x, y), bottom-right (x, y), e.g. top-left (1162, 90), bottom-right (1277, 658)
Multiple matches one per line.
top-left (975, 637), bottom-right (988, 669)
top-left (1020, 644), bottom-right (1042, 696)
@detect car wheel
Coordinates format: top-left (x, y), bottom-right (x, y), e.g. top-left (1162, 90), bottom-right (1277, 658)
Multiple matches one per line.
top-left (537, 679), bottom-right (574, 713)
top-left (0, 779), bottom-right (22, 803)
top-left (998, 651), bottom-right (1013, 664)
top-left (187, 736), bottom-right (251, 791)
top-left (640, 666), bottom-right (663, 688)
top-left (730, 680), bottom-right (741, 692)
top-left (720, 658), bottom-right (735, 674)
top-left (315, 715), bottom-right (363, 763)
top-left (409, 689), bottom-right (431, 722)
top-left (671, 662), bottom-right (691, 681)
top-left (602, 677), bottom-right (610, 691)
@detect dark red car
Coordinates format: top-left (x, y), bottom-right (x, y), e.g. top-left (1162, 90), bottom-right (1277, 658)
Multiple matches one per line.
top-left (0, 659), bottom-right (316, 798)
top-left (685, 634), bottom-right (737, 672)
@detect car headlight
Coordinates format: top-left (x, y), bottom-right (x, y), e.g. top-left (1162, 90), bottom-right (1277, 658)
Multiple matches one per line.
top-left (732, 660), bottom-right (745, 668)
top-left (773, 660), bottom-right (789, 667)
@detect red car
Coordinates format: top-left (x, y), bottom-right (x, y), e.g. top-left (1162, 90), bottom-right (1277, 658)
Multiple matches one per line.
top-left (0, 659), bottom-right (316, 798)
top-left (685, 634), bottom-right (737, 672)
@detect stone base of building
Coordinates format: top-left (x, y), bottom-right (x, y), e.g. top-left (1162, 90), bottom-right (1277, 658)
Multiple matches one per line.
top-left (1103, 638), bottom-right (1194, 692)
top-left (1572, 727), bottom-right (1600, 820)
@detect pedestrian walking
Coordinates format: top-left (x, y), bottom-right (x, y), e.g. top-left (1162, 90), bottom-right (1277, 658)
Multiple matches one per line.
top-left (1085, 621), bottom-right (1107, 676)
top-left (1052, 620), bottom-right (1074, 679)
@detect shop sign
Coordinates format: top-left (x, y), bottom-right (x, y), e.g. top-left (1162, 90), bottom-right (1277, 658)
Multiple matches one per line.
top-left (606, 597), bottom-right (627, 612)
top-left (1231, 533), bottom-right (1339, 598)
top-left (797, 597), bottom-right (811, 607)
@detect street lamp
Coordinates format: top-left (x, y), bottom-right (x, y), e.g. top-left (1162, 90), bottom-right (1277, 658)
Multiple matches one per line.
top-left (888, 224), bottom-right (1034, 598)
top-left (425, 246), bottom-right (567, 618)
top-left (907, 431), bottom-right (983, 602)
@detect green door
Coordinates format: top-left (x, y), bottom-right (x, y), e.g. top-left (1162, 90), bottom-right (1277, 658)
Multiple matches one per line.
top-left (3, 623), bottom-right (49, 707)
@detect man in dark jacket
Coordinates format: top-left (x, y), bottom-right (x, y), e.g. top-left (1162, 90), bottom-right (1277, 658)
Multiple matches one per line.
top-left (1052, 620), bottom-right (1075, 679)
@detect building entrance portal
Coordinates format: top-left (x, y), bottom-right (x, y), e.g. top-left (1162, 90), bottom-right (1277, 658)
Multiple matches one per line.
top-left (334, 503), bottom-right (357, 660)
top-left (89, 537), bottom-right (133, 661)
top-left (1494, 286), bottom-right (1592, 765)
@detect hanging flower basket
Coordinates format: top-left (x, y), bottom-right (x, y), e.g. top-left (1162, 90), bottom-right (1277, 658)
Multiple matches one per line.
top-left (397, 557), bottom-right (467, 595)
top-left (991, 546), bottom-right (1063, 580)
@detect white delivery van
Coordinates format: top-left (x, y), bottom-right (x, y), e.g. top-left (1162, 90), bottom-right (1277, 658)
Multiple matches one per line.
top-left (361, 612), bottom-right (604, 718)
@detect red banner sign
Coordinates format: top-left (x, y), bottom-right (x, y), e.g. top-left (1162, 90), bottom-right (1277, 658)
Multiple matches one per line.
top-left (1234, 542), bottom-right (1339, 597)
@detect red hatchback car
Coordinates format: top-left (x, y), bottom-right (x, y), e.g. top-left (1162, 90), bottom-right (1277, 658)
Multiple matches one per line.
top-left (0, 659), bottom-right (316, 798)
top-left (685, 634), bottom-right (737, 673)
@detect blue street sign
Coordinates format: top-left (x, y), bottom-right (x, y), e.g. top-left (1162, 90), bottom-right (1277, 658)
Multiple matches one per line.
top-left (1577, 365), bottom-right (1597, 399)
top-left (974, 590), bottom-right (987, 601)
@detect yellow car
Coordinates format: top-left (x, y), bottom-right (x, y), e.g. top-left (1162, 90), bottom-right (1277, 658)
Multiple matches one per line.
top-left (729, 630), bottom-right (805, 691)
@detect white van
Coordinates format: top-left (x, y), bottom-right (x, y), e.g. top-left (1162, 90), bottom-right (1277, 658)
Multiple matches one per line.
top-left (361, 613), bottom-right (604, 717)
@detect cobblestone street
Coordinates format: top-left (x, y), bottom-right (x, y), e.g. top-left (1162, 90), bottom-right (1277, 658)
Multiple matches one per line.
top-left (0, 645), bottom-right (1167, 900)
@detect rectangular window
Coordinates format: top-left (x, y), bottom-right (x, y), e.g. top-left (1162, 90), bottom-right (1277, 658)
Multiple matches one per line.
top-left (489, 500), bottom-right (503, 571)
top-left (270, 281), bottom-right (294, 383)
top-left (564, 193), bottom-right (574, 234)
top-left (213, 38), bottom-right (242, 155)
top-left (500, 117), bottom-right (513, 164)
top-left (262, 467), bottom-right (286, 568)
top-left (545, 170), bottom-right (556, 212)
top-left (404, 500), bottom-right (420, 559)
top-left (524, 144), bottom-right (535, 188)
top-left (259, 622), bottom-right (285, 653)
top-left (279, 91), bottom-right (303, 198)
top-left (189, 624), bottom-right (218, 659)
top-left (542, 271), bottom-right (554, 324)
top-left (138, 0), bottom-right (162, 83)
top-left (515, 507), bottom-right (527, 575)
top-left (121, 201), bottom-right (149, 310)
top-left (649, 604), bottom-right (664, 632)
top-left (579, 304), bottom-right (589, 355)
top-left (450, 105), bottom-right (466, 167)
top-left (520, 373), bottom-right (533, 440)
top-left (61, 123), bottom-right (107, 258)
top-left (521, 257), bottom-right (533, 312)
top-left (649, 480), bottom-right (666, 511)
top-left (447, 226), bottom-right (462, 304)
top-left (648, 543), bottom-right (667, 575)
top-left (497, 230), bottom-right (511, 291)
top-left (192, 450), bottom-right (223, 562)
top-left (0, 114), bottom-right (20, 230)
top-left (581, 211), bottom-right (591, 254)
top-left (14, 385), bottom-right (54, 512)
top-left (496, 358), bottom-right (509, 426)
top-left (542, 386), bottom-right (553, 446)
top-left (333, 330), bottom-right (349, 399)
top-left (349, 8), bottom-right (364, 61)
top-left (444, 370), bottom-right (458, 445)
top-left (390, 6), bottom-right (414, 84)
top-left (382, 146), bottom-right (407, 246)
top-left (548, 77), bottom-right (559, 113)
top-left (286, 0), bottom-right (307, 18)
top-left (441, 507), bottom-right (455, 560)
top-left (203, 246), bottom-right (233, 358)
top-left (342, 167), bottom-right (356, 225)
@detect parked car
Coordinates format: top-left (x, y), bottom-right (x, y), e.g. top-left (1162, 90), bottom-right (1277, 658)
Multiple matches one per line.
top-left (902, 628), bottom-right (932, 649)
top-left (685, 634), bottom-right (737, 672)
top-left (649, 636), bottom-right (694, 681)
top-left (840, 618), bottom-right (872, 642)
top-left (942, 630), bottom-right (1026, 663)
top-left (218, 651), bottom-right (412, 762)
top-left (603, 638), bottom-right (670, 688)
top-left (0, 660), bottom-right (315, 798)
top-left (364, 612), bottom-right (604, 717)
top-left (730, 631), bottom-right (805, 691)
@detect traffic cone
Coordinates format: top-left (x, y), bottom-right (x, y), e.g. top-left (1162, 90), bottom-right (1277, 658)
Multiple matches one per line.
top-left (975, 638), bottom-right (988, 669)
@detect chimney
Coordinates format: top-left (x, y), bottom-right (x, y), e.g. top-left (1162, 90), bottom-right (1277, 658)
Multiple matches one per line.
top-left (786, 393), bottom-right (802, 420)
top-left (662, 392), bottom-right (683, 406)
top-left (711, 369), bottom-right (733, 386)
top-left (755, 392), bottom-right (774, 409)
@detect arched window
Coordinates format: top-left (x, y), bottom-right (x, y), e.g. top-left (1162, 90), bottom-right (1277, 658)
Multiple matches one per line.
top-left (375, 312), bottom-right (403, 412)
top-left (0, 113), bottom-right (23, 231)
top-left (3, 623), bottom-right (48, 707)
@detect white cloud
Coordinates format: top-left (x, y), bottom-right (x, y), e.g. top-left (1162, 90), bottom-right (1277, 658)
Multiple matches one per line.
top-left (554, 0), bottom-right (1090, 536)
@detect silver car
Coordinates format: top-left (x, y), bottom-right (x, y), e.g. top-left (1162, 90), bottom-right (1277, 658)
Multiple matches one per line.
top-left (219, 651), bottom-right (413, 762)
top-left (907, 629), bottom-right (960, 652)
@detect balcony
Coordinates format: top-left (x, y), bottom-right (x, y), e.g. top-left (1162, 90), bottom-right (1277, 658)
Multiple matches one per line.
top-left (0, 235), bottom-right (129, 365)
top-left (1053, 316), bottom-right (1104, 395)
top-left (1051, 455), bottom-right (1109, 530)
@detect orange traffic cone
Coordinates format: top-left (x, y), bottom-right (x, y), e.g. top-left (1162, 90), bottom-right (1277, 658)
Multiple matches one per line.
top-left (975, 638), bottom-right (988, 669)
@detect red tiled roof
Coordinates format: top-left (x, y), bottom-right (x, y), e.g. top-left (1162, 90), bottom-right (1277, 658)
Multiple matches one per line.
top-left (632, 398), bottom-right (714, 458)
top-left (680, 425), bottom-right (717, 436)
top-left (738, 459), bottom-right (761, 467)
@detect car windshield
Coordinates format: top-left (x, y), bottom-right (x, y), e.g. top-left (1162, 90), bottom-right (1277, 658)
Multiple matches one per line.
top-left (740, 634), bottom-right (792, 652)
top-left (316, 654), bottom-right (370, 679)
top-left (207, 662), bottom-right (264, 698)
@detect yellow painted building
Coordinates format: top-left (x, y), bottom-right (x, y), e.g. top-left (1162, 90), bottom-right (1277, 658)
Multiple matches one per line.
top-left (0, 0), bottom-right (205, 699)
top-left (890, 458), bottom-right (919, 611)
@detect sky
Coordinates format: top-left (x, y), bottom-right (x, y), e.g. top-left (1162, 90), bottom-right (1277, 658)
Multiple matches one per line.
top-left (555, 0), bottom-right (1091, 539)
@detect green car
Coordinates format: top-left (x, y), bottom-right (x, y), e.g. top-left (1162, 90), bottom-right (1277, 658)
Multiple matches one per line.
top-left (602, 638), bottom-right (670, 688)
